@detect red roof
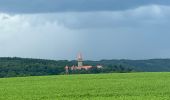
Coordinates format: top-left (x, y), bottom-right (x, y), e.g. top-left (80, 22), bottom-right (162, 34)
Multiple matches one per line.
top-left (77, 66), bottom-right (92, 70)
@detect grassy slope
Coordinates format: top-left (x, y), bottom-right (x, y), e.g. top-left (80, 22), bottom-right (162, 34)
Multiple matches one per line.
top-left (0, 72), bottom-right (170, 100)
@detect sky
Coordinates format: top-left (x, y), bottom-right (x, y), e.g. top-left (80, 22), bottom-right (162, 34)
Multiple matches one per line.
top-left (0, 0), bottom-right (170, 60)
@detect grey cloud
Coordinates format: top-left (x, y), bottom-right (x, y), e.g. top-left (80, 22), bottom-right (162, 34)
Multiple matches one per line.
top-left (56, 5), bottom-right (170, 29)
top-left (0, 13), bottom-right (82, 60)
top-left (0, 4), bottom-right (170, 60)
top-left (0, 0), bottom-right (170, 13)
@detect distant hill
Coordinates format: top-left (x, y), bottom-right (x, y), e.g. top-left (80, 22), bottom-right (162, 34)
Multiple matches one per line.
top-left (0, 57), bottom-right (170, 77)
top-left (0, 57), bottom-right (69, 77)
top-left (84, 59), bottom-right (170, 72)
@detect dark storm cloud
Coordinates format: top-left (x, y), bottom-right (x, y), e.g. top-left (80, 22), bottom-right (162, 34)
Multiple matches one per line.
top-left (0, 0), bottom-right (170, 13)
top-left (1, 1), bottom-right (170, 60)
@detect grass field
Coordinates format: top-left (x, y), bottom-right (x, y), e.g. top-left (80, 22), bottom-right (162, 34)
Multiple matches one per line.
top-left (0, 72), bottom-right (170, 100)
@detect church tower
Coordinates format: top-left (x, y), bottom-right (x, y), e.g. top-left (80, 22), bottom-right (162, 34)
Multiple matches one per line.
top-left (77, 53), bottom-right (83, 67)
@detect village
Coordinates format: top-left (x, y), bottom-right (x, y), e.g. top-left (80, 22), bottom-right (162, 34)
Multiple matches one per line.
top-left (65, 53), bottom-right (103, 74)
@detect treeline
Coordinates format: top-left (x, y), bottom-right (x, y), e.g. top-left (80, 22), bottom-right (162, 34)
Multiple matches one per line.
top-left (0, 57), bottom-right (134, 78)
top-left (69, 65), bottom-right (133, 74)
top-left (84, 59), bottom-right (170, 72)
top-left (2, 57), bottom-right (170, 78)
top-left (0, 57), bottom-right (67, 78)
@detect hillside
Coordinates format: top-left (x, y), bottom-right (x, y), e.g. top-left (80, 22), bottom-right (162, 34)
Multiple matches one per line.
top-left (0, 57), bottom-right (170, 77)
top-left (0, 57), bottom-right (69, 77)
top-left (85, 59), bottom-right (170, 72)
top-left (0, 72), bottom-right (170, 100)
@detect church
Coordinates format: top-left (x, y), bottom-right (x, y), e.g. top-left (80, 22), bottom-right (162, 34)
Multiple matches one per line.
top-left (65, 53), bottom-right (103, 74)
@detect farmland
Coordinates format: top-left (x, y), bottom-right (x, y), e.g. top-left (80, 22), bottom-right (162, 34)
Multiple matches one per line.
top-left (0, 72), bottom-right (170, 100)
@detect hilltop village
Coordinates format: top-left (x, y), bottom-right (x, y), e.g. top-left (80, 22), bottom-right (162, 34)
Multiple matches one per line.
top-left (65, 53), bottom-right (103, 74)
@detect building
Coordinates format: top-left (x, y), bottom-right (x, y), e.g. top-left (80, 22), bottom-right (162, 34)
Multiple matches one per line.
top-left (77, 53), bottom-right (83, 67)
top-left (65, 53), bottom-right (103, 74)
top-left (65, 65), bottom-right (69, 74)
top-left (97, 65), bottom-right (103, 69)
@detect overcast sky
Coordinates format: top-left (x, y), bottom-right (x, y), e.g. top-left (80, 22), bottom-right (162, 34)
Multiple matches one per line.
top-left (0, 0), bottom-right (170, 60)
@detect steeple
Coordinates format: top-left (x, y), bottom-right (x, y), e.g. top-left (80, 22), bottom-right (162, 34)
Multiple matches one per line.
top-left (77, 53), bottom-right (83, 67)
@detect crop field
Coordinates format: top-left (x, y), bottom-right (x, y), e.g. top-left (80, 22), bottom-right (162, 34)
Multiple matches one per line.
top-left (0, 72), bottom-right (170, 100)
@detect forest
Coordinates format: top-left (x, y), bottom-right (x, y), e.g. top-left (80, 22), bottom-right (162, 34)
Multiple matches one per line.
top-left (0, 57), bottom-right (170, 77)
top-left (0, 57), bottom-right (133, 77)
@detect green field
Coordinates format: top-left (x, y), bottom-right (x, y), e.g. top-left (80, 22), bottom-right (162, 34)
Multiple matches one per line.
top-left (0, 72), bottom-right (170, 100)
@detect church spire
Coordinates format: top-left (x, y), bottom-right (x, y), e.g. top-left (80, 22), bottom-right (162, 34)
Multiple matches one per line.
top-left (77, 53), bottom-right (83, 61)
top-left (77, 53), bottom-right (83, 67)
